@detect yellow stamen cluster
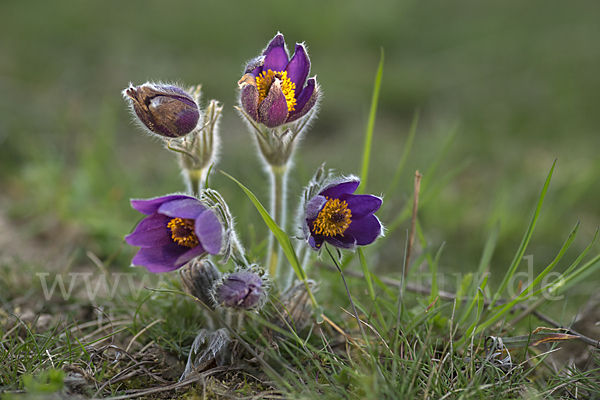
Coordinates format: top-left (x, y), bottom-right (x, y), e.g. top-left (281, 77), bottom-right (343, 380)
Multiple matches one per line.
top-left (256, 69), bottom-right (296, 112)
top-left (312, 197), bottom-right (352, 237)
top-left (167, 218), bottom-right (199, 248)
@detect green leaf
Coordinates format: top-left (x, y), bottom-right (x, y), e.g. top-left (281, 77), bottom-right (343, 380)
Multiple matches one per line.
top-left (429, 242), bottom-right (445, 305)
top-left (489, 159), bottom-right (556, 309)
top-left (455, 275), bottom-right (488, 348)
top-left (549, 228), bottom-right (600, 297)
top-left (358, 248), bottom-right (375, 301)
top-left (358, 48), bottom-right (384, 194)
top-left (385, 109), bottom-right (419, 198)
top-left (477, 220), bottom-right (579, 334)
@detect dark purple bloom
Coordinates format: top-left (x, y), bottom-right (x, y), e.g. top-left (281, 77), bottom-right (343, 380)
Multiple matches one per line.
top-left (123, 83), bottom-right (200, 138)
top-left (303, 177), bottom-right (383, 250)
top-left (213, 270), bottom-right (266, 310)
top-left (238, 33), bottom-right (320, 128)
top-left (125, 194), bottom-right (223, 273)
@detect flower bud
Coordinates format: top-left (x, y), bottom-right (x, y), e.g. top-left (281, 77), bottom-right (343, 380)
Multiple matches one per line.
top-left (123, 82), bottom-right (200, 138)
top-left (180, 259), bottom-right (222, 309)
top-left (211, 267), bottom-right (268, 310)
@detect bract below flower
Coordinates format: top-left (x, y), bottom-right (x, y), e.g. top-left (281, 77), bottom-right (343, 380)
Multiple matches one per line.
top-left (238, 33), bottom-right (319, 128)
top-left (125, 194), bottom-right (224, 273)
top-left (303, 177), bottom-right (383, 250)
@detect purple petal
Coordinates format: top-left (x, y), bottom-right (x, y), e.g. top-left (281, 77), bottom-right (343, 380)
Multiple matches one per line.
top-left (244, 56), bottom-right (265, 75)
top-left (257, 79), bottom-right (289, 128)
top-left (285, 44), bottom-right (309, 91)
top-left (131, 241), bottom-right (190, 273)
top-left (172, 104), bottom-right (200, 135)
top-left (195, 209), bottom-right (223, 255)
top-left (305, 195), bottom-right (328, 220)
top-left (344, 215), bottom-right (382, 246)
top-left (158, 198), bottom-right (206, 219)
top-left (175, 245), bottom-right (206, 267)
top-left (216, 271), bottom-right (264, 308)
top-left (319, 179), bottom-right (360, 199)
top-left (308, 235), bottom-right (324, 250)
top-left (324, 235), bottom-right (357, 249)
top-left (239, 79), bottom-right (259, 121)
top-left (131, 195), bottom-right (194, 215)
top-left (125, 212), bottom-right (171, 248)
top-left (286, 78), bottom-right (319, 123)
top-left (345, 194), bottom-right (382, 219)
top-left (263, 34), bottom-right (289, 72)
top-left (242, 287), bottom-right (264, 308)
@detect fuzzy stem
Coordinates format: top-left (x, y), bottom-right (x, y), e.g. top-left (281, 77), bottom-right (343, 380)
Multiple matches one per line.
top-left (267, 164), bottom-right (288, 280)
top-left (229, 232), bottom-right (249, 267)
top-left (185, 168), bottom-right (205, 197)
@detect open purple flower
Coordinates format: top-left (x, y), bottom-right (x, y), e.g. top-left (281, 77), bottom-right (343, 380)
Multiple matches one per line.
top-left (303, 177), bottom-right (383, 250)
top-left (125, 194), bottom-right (224, 273)
top-left (123, 83), bottom-right (200, 138)
top-left (238, 33), bottom-right (320, 128)
top-left (212, 269), bottom-right (267, 310)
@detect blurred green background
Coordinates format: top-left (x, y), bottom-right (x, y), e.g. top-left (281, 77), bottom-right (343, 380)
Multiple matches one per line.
top-left (1, 0), bottom-right (599, 292)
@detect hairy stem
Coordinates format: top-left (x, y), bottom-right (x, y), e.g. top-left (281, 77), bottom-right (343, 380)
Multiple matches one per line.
top-left (185, 168), bottom-right (205, 197)
top-left (267, 165), bottom-right (288, 281)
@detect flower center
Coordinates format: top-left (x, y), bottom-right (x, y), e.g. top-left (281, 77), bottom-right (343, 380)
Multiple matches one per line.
top-left (167, 218), bottom-right (199, 248)
top-left (312, 197), bottom-right (352, 237)
top-left (256, 69), bottom-right (296, 112)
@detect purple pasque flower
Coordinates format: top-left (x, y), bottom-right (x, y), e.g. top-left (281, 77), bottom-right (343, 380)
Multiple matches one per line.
top-left (238, 33), bottom-right (320, 128)
top-left (303, 177), bottom-right (383, 250)
top-left (212, 269), bottom-right (267, 310)
top-left (125, 194), bottom-right (224, 273)
top-left (123, 82), bottom-right (200, 138)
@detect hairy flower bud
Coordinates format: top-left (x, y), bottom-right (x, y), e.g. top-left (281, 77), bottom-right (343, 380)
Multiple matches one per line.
top-left (211, 267), bottom-right (269, 310)
top-left (180, 259), bottom-right (222, 309)
top-left (123, 82), bottom-right (200, 138)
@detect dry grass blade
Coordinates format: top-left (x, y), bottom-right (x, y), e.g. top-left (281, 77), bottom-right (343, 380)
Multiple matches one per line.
top-left (99, 366), bottom-right (230, 400)
top-left (125, 318), bottom-right (164, 353)
top-left (405, 170), bottom-right (422, 275)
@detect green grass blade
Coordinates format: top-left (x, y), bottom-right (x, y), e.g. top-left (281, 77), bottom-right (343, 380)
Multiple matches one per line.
top-left (429, 242), bottom-right (445, 305)
top-left (458, 221), bottom-right (500, 324)
top-left (551, 245), bottom-right (600, 297)
top-left (358, 48), bottom-right (384, 194)
top-left (458, 273), bottom-right (489, 327)
top-left (387, 158), bottom-right (470, 235)
top-left (524, 225), bottom-right (596, 302)
top-left (385, 109), bottom-right (419, 197)
top-left (371, 273), bottom-right (395, 298)
top-left (420, 124), bottom-right (458, 191)
top-left (477, 220), bottom-right (501, 277)
top-left (455, 281), bottom-right (487, 348)
top-left (358, 248), bottom-right (375, 302)
top-left (477, 220), bottom-right (579, 334)
top-left (489, 159), bottom-right (556, 309)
